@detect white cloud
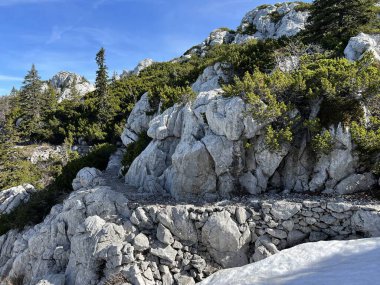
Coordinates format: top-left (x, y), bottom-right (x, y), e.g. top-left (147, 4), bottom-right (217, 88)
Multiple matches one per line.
top-left (47, 25), bottom-right (74, 44)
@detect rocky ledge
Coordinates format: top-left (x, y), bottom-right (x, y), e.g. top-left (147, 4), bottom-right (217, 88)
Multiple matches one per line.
top-left (120, 60), bottom-right (378, 202)
top-left (0, 167), bottom-right (379, 285)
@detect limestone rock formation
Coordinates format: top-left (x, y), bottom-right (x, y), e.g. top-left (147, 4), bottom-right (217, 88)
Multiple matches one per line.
top-left (122, 61), bottom-right (371, 200)
top-left (0, 184), bottom-right (36, 215)
top-left (30, 145), bottom-right (64, 164)
top-left (344, 33), bottom-right (380, 61)
top-left (1, 171), bottom-right (380, 285)
top-left (121, 58), bottom-right (154, 78)
top-left (43, 71), bottom-right (95, 103)
top-left (186, 2), bottom-right (309, 56)
top-left (120, 92), bottom-right (156, 146)
top-left (236, 2), bottom-right (309, 42)
top-left (72, 167), bottom-right (106, 191)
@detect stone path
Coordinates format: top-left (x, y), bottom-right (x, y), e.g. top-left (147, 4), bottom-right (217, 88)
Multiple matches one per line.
top-left (102, 148), bottom-right (176, 203)
top-left (102, 149), bottom-right (380, 207)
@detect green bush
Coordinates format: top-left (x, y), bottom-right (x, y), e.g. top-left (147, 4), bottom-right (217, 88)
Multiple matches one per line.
top-left (150, 85), bottom-right (196, 111)
top-left (237, 23), bottom-right (258, 35)
top-left (0, 143), bottom-right (116, 235)
top-left (294, 2), bottom-right (312, 12)
top-left (311, 130), bottom-right (334, 155)
top-left (265, 125), bottom-right (293, 151)
top-left (269, 11), bottom-right (282, 23)
top-left (205, 39), bottom-right (281, 76)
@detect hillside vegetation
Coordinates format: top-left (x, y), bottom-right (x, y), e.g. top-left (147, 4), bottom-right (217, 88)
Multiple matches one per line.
top-left (0, 0), bottom-right (379, 232)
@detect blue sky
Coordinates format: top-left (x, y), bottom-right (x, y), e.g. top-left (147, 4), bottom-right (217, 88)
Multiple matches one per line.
top-left (0, 0), bottom-right (290, 95)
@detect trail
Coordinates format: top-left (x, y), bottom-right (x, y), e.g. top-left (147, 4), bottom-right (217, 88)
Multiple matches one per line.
top-left (102, 149), bottom-right (175, 203)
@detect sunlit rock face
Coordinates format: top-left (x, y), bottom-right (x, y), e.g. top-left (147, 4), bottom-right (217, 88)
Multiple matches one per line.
top-left (345, 33), bottom-right (380, 61)
top-left (186, 2), bottom-right (310, 56)
top-left (43, 71), bottom-right (95, 103)
top-left (122, 62), bottom-right (371, 201)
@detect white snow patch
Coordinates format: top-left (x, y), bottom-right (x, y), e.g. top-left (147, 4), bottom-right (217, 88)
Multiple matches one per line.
top-left (200, 238), bottom-right (380, 285)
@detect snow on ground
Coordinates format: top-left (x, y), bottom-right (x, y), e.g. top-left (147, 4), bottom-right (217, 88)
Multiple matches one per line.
top-left (200, 238), bottom-right (380, 285)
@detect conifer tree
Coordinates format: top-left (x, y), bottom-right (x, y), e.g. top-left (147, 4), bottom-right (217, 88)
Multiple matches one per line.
top-left (306, 0), bottom-right (380, 51)
top-left (18, 64), bottom-right (43, 139)
top-left (95, 48), bottom-right (110, 122)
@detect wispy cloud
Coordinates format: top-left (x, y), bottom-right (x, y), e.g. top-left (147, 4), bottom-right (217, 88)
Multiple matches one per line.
top-left (47, 25), bottom-right (74, 44)
top-left (0, 0), bottom-right (61, 6)
top-left (0, 75), bottom-right (23, 81)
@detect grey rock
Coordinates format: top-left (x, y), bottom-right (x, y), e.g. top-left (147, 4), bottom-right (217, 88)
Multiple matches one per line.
top-left (351, 210), bottom-right (380, 237)
top-left (335, 173), bottom-right (377, 195)
top-left (72, 167), bottom-right (105, 191)
top-left (121, 92), bottom-right (156, 146)
top-left (192, 62), bottom-right (232, 93)
top-left (131, 208), bottom-right (154, 230)
top-left (287, 230), bottom-right (307, 247)
top-left (266, 228), bottom-right (287, 239)
top-left (270, 201), bottom-right (302, 220)
top-left (235, 207), bottom-right (251, 224)
top-left (202, 211), bottom-right (250, 268)
top-left (309, 231), bottom-right (329, 242)
top-left (157, 224), bottom-right (174, 245)
top-left (282, 220), bottom-right (294, 232)
top-left (157, 207), bottom-right (198, 245)
top-left (46, 71), bottom-right (94, 103)
top-left (175, 274), bottom-right (196, 285)
top-left (345, 33), bottom-right (380, 61)
top-left (134, 233), bottom-right (150, 251)
top-left (170, 140), bottom-right (217, 200)
top-left (35, 274), bottom-right (65, 285)
top-left (0, 184), bottom-right (36, 215)
top-left (151, 244), bottom-right (177, 263)
top-left (148, 104), bottom-right (183, 140)
top-left (327, 203), bottom-right (352, 213)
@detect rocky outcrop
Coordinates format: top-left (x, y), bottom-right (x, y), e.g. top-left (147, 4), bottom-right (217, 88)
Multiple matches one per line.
top-left (44, 71), bottom-right (95, 103)
top-left (1, 172), bottom-right (380, 285)
top-left (186, 2), bottom-right (309, 56)
top-left (121, 59), bottom-right (154, 78)
top-left (71, 167), bottom-right (106, 191)
top-left (122, 62), bottom-right (373, 200)
top-left (199, 238), bottom-right (380, 285)
top-left (235, 2), bottom-right (309, 42)
top-left (30, 145), bottom-right (65, 164)
top-left (120, 92), bottom-right (156, 146)
top-left (0, 184), bottom-right (36, 215)
top-left (345, 33), bottom-right (380, 61)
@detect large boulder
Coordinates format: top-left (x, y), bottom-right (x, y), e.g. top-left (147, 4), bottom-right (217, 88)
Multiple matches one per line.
top-left (192, 62), bottom-right (232, 94)
top-left (72, 167), bottom-right (105, 191)
top-left (202, 211), bottom-right (250, 268)
top-left (0, 184), bottom-right (36, 215)
top-left (335, 173), bottom-right (377, 195)
top-left (344, 33), bottom-right (380, 61)
top-left (351, 208), bottom-right (380, 237)
top-left (0, 186), bottom-right (130, 285)
top-left (169, 139), bottom-right (217, 200)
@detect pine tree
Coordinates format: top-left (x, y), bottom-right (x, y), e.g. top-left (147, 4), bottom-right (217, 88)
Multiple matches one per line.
top-left (18, 64), bottom-right (43, 139)
top-left (306, 0), bottom-right (380, 52)
top-left (95, 48), bottom-right (110, 122)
